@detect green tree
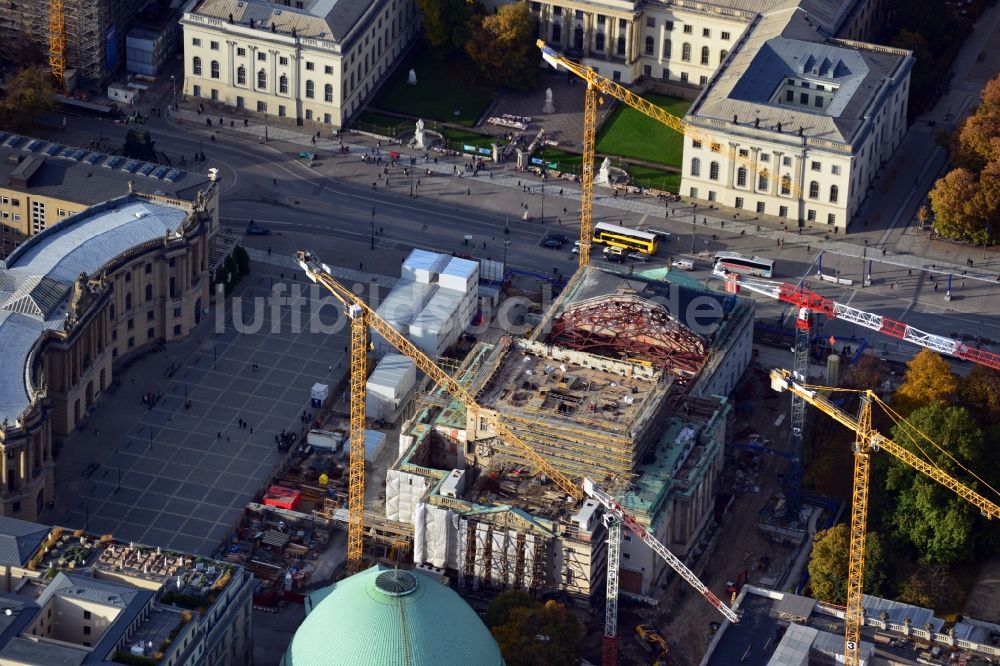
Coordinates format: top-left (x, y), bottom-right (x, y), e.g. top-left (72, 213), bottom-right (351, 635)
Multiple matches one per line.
top-left (465, 3), bottom-right (541, 91)
top-left (807, 524), bottom-right (888, 604)
top-left (491, 600), bottom-right (582, 666)
top-left (892, 349), bottom-right (958, 415)
top-left (961, 365), bottom-right (1000, 427)
top-left (416, 0), bottom-right (480, 56)
top-left (885, 403), bottom-right (987, 564)
top-left (0, 66), bottom-right (56, 132)
top-left (485, 590), bottom-right (534, 628)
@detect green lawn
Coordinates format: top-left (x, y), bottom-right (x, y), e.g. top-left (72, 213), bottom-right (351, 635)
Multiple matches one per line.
top-left (371, 49), bottom-right (494, 126)
top-left (352, 111), bottom-right (410, 137)
top-left (441, 128), bottom-right (500, 152)
top-left (536, 147), bottom-right (680, 192)
top-left (595, 94), bottom-right (691, 168)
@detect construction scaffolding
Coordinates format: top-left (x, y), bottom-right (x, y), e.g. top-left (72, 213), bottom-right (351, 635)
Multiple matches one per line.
top-left (1, 0), bottom-right (139, 86)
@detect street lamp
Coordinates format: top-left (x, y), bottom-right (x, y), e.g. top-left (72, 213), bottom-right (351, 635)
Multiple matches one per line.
top-left (170, 75), bottom-right (176, 112)
top-left (503, 219), bottom-right (511, 268)
top-left (265, 121), bottom-right (269, 142)
top-left (540, 185), bottom-right (544, 223)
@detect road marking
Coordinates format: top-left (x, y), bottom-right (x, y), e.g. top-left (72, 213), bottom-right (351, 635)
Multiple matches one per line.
top-left (774, 414), bottom-right (785, 427)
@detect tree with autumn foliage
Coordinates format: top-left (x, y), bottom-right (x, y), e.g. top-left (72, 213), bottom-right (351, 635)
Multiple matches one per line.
top-left (807, 524), bottom-right (890, 604)
top-left (841, 353), bottom-right (889, 391)
top-left (465, 2), bottom-right (540, 91)
top-left (930, 73), bottom-right (1000, 243)
top-left (0, 66), bottom-right (56, 133)
top-left (891, 349), bottom-right (958, 416)
top-left (960, 365), bottom-right (1000, 427)
top-left (416, 0), bottom-right (481, 57)
top-left (488, 592), bottom-right (581, 666)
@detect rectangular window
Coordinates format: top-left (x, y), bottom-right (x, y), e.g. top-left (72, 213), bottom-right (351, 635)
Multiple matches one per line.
top-left (192, 38), bottom-right (201, 46)
top-left (721, 31), bottom-right (730, 40)
top-left (708, 191), bottom-right (716, 202)
top-left (665, 21), bottom-right (673, 30)
top-left (236, 47), bottom-right (246, 57)
top-left (279, 105), bottom-right (287, 117)
top-left (173, 307), bottom-right (181, 318)
top-left (646, 17), bottom-right (655, 27)
top-left (738, 149), bottom-right (749, 157)
top-left (576, 10), bottom-right (584, 19)
top-left (779, 205), bottom-right (788, 217)
top-left (147, 327), bottom-right (155, 340)
top-left (210, 41), bottom-right (219, 50)
top-left (257, 51), bottom-right (266, 61)
top-left (702, 28), bottom-right (710, 37)
top-left (324, 113), bottom-right (333, 124)
top-left (683, 24), bottom-right (692, 34)
top-left (801, 81), bottom-right (810, 88)
top-left (807, 209), bottom-right (817, 222)
top-left (192, 84), bottom-right (201, 97)
top-left (756, 201), bottom-right (765, 213)
top-left (692, 140), bottom-right (702, 149)
top-left (128, 337), bottom-right (134, 349)
top-left (699, 75), bottom-right (707, 85)
top-left (306, 109), bottom-right (314, 120)
top-left (828, 213), bottom-right (836, 225)
top-left (644, 65), bottom-right (652, 77)
top-left (735, 197), bottom-right (744, 209)
top-left (680, 72), bottom-right (688, 83)
top-left (690, 187), bottom-right (698, 198)
top-left (619, 18), bottom-right (627, 29)
top-left (553, 6), bottom-right (561, 15)
top-left (325, 65), bottom-right (333, 74)
top-left (782, 156), bottom-right (792, 167)
top-left (279, 56), bottom-right (288, 66)
top-left (83, 611), bottom-right (91, 620)
top-left (257, 101), bottom-right (267, 113)
top-left (306, 61), bottom-right (315, 70)
top-left (147, 311), bottom-right (154, 321)
top-left (815, 97), bottom-right (824, 108)
top-left (811, 161), bottom-right (821, 171)
top-left (760, 153), bottom-right (770, 163)
top-left (173, 325), bottom-right (182, 336)
top-left (800, 92), bottom-right (808, 104)
top-left (832, 165), bottom-right (841, 175)
top-left (785, 90), bottom-right (794, 102)
top-left (613, 70), bottom-right (621, 82)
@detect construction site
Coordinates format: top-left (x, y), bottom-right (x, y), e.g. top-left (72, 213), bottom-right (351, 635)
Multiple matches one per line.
top-left (0, 0), bottom-right (150, 87)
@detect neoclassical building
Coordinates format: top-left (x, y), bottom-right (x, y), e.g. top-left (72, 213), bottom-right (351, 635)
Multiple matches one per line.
top-left (0, 189), bottom-right (217, 521)
top-left (181, 0), bottom-right (418, 127)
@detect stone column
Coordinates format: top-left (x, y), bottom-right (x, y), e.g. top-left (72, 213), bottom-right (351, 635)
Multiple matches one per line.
top-left (227, 40), bottom-right (237, 85)
top-left (774, 151), bottom-right (785, 194)
top-left (270, 49), bottom-right (279, 99)
top-left (19, 449), bottom-right (25, 487)
top-left (658, 23), bottom-right (666, 64)
top-left (584, 12), bottom-right (593, 57)
top-left (624, 18), bottom-right (633, 63)
top-left (751, 147), bottom-right (760, 193)
top-left (249, 46), bottom-right (258, 91)
top-left (727, 142), bottom-right (738, 188)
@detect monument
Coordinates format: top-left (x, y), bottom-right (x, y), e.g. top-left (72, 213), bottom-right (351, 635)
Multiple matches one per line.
top-left (542, 87), bottom-right (555, 114)
top-left (594, 157), bottom-right (612, 185)
top-left (414, 118), bottom-right (426, 149)
top-left (407, 69), bottom-right (417, 85)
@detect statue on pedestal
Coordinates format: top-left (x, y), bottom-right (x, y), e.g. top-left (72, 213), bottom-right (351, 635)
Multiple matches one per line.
top-left (414, 118), bottom-right (426, 149)
top-left (542, 87), bottom-right (555, 114)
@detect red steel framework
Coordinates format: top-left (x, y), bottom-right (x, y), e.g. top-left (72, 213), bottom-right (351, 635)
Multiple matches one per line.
top-left (548, 295), bottom-right (706, 374)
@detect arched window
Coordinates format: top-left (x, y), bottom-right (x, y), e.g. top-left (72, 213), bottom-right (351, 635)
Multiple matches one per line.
top-left (257, 69), bottom-right (266, 89)
top-left (645, 36), bottom-right (654, 55)
top-left (720, 49), bottom-right (728, 63)
top-left (681, 43), bottom-right (691, 62)
top-left (574, 26), bottom-right (584, 50)
top-left (279, 74), bottom-right (288, 94)
top-left (690, 157), bottom-right (701, 177)
top-left (758, 170), bottom-right (769, 191)
top-left (700, 46), bottom-right (710, 65)
top-left (210, 60), bottom-right (220, 79)
top-left (305, 80), bottom-right (315, 99)
top-left (830, 184), bottom-right (839, 203)
top-left (595, 33), bottom-right (605, 51)
top-left (809, 181), bottom-right (819, 199)
top-left (324, 83), bottom-right (333, 102)
top-left (237, 66), bottom-right (246, 85)
top-left (781, 175), bottom-right (791, 195)
top-left (192, 57), bottom-right (202, 76)
top-left (552, 23), bottom-right (561, 43)
top-left (662, 39), bottom-right (671, 58)
top-left (736, 167), bottom-right (747, 187)
top-left (617, 35), bottom-right (626, 55)
top-left (709, 161), bottom-right (720, 181)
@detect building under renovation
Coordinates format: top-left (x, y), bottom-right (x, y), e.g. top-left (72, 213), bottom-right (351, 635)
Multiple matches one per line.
top-left (0, 0), bottom-right (151, 86)
top-left (386, 265), bottom-right (755, 602)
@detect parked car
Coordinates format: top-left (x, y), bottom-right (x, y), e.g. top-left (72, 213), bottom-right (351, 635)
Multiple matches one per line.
top-left (627, 252), bottom-right (651, 262)
top-left (671, 259), bottom-right (695, 271)
top-left (541, 237), bottom-right (563, 249)
top-left (544, 232), bottom-right (568, 244)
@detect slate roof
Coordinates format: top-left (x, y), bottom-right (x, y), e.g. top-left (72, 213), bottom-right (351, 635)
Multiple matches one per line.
top-left (187, 0), bottom-right (380, 45)
top-left (0, 517), bottom-right (49, 567)
top-left (0, 132), bottom-right (208, 206)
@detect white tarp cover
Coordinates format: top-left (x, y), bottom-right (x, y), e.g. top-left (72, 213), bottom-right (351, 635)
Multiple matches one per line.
top-left (413, 503), bottom-right (427, 563)
top-left (385, 469), bottom-right (428, 523)
top-left (425, 504), bottom-right (451, 568)
top-left (401, 248), bottom-right (449, 284)
top-left (439, 256), bottom-right (479, 293)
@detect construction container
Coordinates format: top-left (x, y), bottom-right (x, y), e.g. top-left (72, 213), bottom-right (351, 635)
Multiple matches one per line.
top-left (439, 256), bottom-right (479, 293)
top-left (440, 469), bottom-right (466, 498)
top-left (366, 354), bottom-right (417, 421)
top-left (344, 429), bottom-right (386, 463)
top-left (310, 383), bottom-right (329, 408)
top-left (401, 248), bottom-right (449, 284)
top-left (307, 429), bottom-right (343, 451)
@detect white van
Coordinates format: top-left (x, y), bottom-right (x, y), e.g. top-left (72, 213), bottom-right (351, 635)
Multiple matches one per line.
top-left (671, 259), bottom-right (694, 271)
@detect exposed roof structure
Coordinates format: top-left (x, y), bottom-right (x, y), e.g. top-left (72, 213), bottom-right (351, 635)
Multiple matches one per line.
top-left (283, 565), bottom-right (504, 666)
top-left (549, 293), bottom-right (707, 375)
top-left (0, 518), bottom-right (49, 567)
top-left (187, 0), bottom-right (379, 46)
top-left (0, 197), bottom-right (189, 424)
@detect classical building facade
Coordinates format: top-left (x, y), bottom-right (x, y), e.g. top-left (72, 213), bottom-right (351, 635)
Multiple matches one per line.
top-left (0, 189), bottom-right (217, 521)
top-left (181, 0), bottom-right (418, 128)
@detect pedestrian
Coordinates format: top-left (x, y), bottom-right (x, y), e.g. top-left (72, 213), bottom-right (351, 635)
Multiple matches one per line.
top-left (934, 284), bottom-right (938, 292)
top-left (250, 426), bottom-right (253, 434)
top-left (267, 247), bottom-right (272, 256)
top-left (244, 118), bottom-right (249, 127)
top-left (217, 432), bottom-right (222, 439)
top-left (467, 188), bottom-right (471, 196)
top-left (908, 269), bottom-right (912, 276)
top-left (359, 262), bottom-right (363, 271)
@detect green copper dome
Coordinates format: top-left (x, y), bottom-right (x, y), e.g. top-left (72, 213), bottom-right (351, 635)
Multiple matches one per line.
top-left (283, 565), bottom-right (504, 666)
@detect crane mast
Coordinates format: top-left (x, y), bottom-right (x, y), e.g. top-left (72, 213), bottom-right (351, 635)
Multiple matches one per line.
top-left (297, 251), bottom-right (739, 662)
top-left (770, 368), bottom-right (1000, 665)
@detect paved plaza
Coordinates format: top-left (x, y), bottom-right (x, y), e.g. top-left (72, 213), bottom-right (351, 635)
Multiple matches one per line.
top-left (53, 268), bottom-right (348, 556)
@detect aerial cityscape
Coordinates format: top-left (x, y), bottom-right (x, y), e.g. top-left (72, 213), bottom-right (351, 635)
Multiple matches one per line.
top-left (0, 0), bottom-right (998, 663)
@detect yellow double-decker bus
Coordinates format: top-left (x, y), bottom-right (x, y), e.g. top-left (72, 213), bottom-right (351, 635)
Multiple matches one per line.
top-left (592, 222), bottom-right (658, 254)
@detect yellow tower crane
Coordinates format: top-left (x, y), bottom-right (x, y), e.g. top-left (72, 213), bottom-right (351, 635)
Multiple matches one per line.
top-left (770, 369), bottom-right (1000, 665)
top-left (49, 0), bottom-right (66, 90)
top-left (297, 250), bottom-right (739, 662)
top-left (537, 40), bottom-right (805, 269)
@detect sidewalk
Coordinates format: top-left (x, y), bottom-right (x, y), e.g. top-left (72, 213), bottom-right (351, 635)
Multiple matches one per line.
top-left (169, 103), bottom-right (999, 284)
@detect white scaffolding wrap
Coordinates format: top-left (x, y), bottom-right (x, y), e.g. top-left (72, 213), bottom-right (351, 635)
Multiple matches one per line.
top-left (456, 518), bottom-right (469, 581)
top-left (385, 470), bottom-right (428, 524)
top-left (425, 504), bottom-right (451, 568)
top-left (490, 529), bottom-right (508, 586)
top-left (474, 523), bottom-right (490, 581)
top-left (413, 503), bottom-right (427, 563)
top-left (447, 511), bottom-right (462, 569)
top-left (524, 534), bottom-right (536, 590)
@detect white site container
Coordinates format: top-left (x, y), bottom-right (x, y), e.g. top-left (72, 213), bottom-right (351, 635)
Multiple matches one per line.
top-left (401, 248), bottom-right (449, 284)
top-left (366, 354), bottom-right (416, 420)
top-left (440, 469), bottom-right (466, 499)
top-left (344, 429), bottom-right (386, 463)
top-left (373, 280), bottom-right (436, 355)
top-left (310, 383), bottom-right (329, 408)
top-left (438, 256), bottom-right (479, 293)
top-left (410, 288), bottom-right (463, 358)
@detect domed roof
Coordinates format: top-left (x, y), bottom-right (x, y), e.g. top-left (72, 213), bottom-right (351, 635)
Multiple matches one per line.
top-left (283, 565), bottom-right (504, 666)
